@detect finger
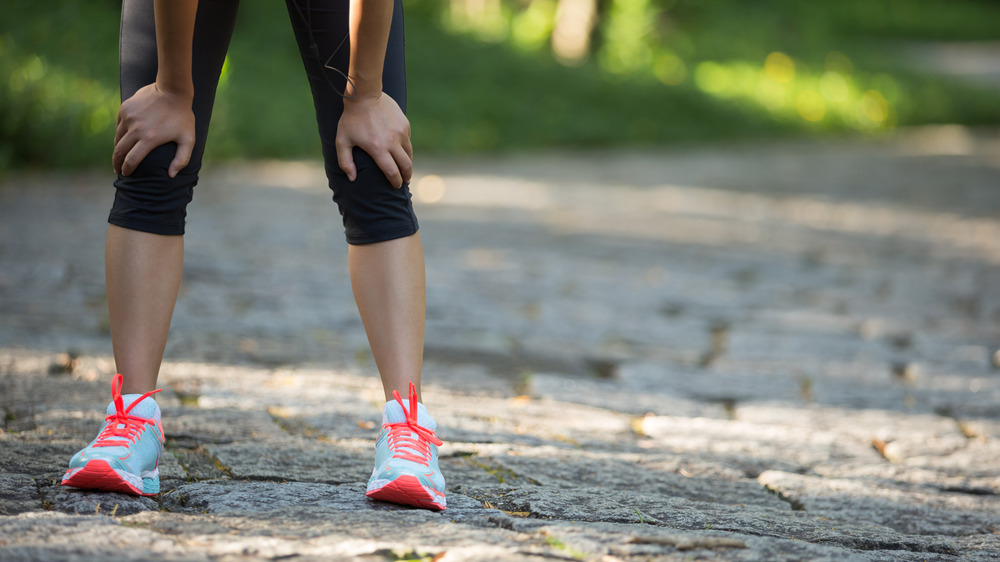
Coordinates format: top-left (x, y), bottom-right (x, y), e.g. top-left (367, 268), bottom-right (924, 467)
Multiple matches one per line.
top-left (115, 112), bottom-right (124, 145)
top-left (114, 112), bottom-right (131, 145)
top-left (391, 145), bottom-right (413, 186)
top-left (112, 132), bottom-right (138, 175)
top-left (374, 152), bottom-right (403, 189)
top-left (121, 139), bottom-right (154, 177)
top-left (402, 135), bottom-right (413, 162)
top-left (168, 136), bottom-right (194, 179)
top-left (335, 137), bottom-right (357, 182)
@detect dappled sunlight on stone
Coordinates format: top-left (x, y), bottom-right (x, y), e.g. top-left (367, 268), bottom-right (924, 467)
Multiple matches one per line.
top-left (418, 173), bottom-right (1000, 265)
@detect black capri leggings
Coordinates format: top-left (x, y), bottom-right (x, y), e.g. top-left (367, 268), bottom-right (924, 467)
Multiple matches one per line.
top-left (111, 0), bottom-right (418, 244)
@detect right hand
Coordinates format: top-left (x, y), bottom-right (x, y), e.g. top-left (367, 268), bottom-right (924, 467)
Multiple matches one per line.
top-left (336, 91), bottom-right (413, 188)
top-left (113, 83), bottom-right (195, 178)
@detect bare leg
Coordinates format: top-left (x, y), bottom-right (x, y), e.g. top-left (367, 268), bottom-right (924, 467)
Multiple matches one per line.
top-left (105, 224), bottom-right (183, 394)
top-left (349, 232), bottom-right (426, 402)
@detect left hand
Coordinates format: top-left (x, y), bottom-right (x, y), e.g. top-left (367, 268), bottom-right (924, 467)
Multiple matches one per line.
top-left (336, 92), bottom-right (413, 188)
top-left (113, 82), bottom-right (196, 178)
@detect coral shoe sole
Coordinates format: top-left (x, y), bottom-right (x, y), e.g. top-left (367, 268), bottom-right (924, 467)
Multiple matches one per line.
top-left (367, 475), bottom-right (446, 511)
top-left (62, 459), bottom-right (155, 496)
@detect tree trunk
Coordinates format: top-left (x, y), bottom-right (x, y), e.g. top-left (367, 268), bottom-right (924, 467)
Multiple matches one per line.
top-left (551, 0), bottom-right (598, 64)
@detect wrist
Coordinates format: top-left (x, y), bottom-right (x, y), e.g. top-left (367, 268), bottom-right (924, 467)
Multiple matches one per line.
top-left (343, 92), bottom-right (382, 106)
top-left (345, 75), bottom-right (383, 100)
top-left (155, 73), bottom-right (194, 100)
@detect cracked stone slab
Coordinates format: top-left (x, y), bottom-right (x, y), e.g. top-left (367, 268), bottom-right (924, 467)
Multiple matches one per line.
top-left (441, 453), bottom-right (544, 490)
top-left (530, 371), bottom-right (730, 418)
top-left (137, 491), bottom-right (882, 561)
top-left (165, 445), bottom-right (234, 484)
top-left (634, 455), bottom-right (762, 482)
top-left (901, 438), bottom-right (1000, 479)
top-left (160, 480), bottom-right (484, 515)
top-left (424, 360), bottom-right (520, 398)
top-left (149, 481), bottom-right (599, 559)
top-left (0, 442), bottom-right (86, 482)
top-left (431, 394), bottom-right (635, 450)
top-left (0, 512), bottom-right (200, 561)
top-left (736, 403), bottom-right (974, 461)
top-left (509, 519), bottom-right (875, 562)
top-left (0, 368), bottom-right (114, 419)
top-left (474, 446), bottom-right (788, 509)
top-left (42, 486), bottom-right (160, 517)
top-left (811, 462), bottom-right (1000, 498)
top-left (21, 409), bottom-right (109, 443)
top-left (0, 474), bottom-right (41, 515)
top-left (614, 360), bottom-right (819, 406)
top-left (0, 444), bottom-right (183, 510)
top-left (121, 510), bottom-right (566, 562)
top-left (948, 534), bottom-right (1000, 562)
top-left (758, 469), bottom-right (1000, 536)
top-left (470, 487), bottom-right (959, 556)
top-left (162, 406), bottom-right (288, 445)
top-left (2, 442), bottom-right (183, 490)
top-left (634, 414), bottom-right (883, 475)
top-left (204, 440), bottom-right (371, 484)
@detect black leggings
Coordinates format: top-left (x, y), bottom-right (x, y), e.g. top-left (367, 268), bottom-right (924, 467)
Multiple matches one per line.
top-left (111, 0), bottom-right (418, 244)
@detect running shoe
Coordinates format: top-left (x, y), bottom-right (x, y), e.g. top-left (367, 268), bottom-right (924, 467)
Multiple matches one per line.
top-left (61, 373), bottom-right (164, 496)
top-left (366, 382), bottom-right (446, 510)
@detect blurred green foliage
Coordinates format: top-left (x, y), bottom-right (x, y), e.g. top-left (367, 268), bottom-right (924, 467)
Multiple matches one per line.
top-left (2, 0), bottom-right (1000, 172)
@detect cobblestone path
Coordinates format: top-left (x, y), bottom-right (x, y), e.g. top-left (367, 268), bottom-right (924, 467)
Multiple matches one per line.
top-left (2, 127), bottom-right (999, 560)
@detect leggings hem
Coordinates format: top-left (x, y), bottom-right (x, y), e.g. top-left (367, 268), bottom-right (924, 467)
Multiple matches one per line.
top-left (346, 222), bottom-right (419, 245)
top-left (108, 214), bottom-right (186, 236)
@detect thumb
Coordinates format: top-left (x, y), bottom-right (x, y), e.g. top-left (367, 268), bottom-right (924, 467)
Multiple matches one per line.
top-left (168, 138), bottom-right (194, 179)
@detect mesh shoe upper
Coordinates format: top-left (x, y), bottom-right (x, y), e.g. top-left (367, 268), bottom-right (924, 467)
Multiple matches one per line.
top-left (366, 382), bottom-right (446, 509)
top-left (63, 374), bottom-right (164, 495)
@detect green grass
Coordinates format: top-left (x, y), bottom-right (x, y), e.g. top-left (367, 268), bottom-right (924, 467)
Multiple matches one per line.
top-left (2, 0), bottom-right (1000, 173)
top-left (0, 4), bottom-right (119, 170)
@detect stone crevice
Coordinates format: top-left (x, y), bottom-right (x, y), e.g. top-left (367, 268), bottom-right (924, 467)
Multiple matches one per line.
top-left (759, 482), bottom-right (807, 511)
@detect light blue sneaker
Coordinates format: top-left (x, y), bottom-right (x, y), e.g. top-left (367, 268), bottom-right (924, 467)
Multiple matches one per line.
top-left (61, 373), bottom-right (164, 496)
top-left (366, 382), bottom-right (446, 510)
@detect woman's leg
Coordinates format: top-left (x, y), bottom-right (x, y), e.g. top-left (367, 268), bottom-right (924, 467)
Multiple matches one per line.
top-left (109, 0), bottom-right (240, 391)
top-left (61, 0), bottom-right (239, 497)
top-left (284, 0), bottom-right (422, 401)
top-left (287, 0), bottom-right (445, 510)
top-left (106, 226), bottom-right (184, 394)
top-left (349, 232), bottom-right (425, 401)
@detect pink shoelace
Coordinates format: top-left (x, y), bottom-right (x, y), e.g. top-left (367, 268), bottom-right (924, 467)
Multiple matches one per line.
top-left (385, 382), bottom-right (442, 466)
top-left (93, 373), bottom-right (162, 447)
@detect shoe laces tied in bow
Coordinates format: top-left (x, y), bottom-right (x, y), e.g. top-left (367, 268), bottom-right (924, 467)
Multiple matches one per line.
top-left (385, 382), bottom-right (442, 466)
top-left (94, 373), bottom-right (162, 447)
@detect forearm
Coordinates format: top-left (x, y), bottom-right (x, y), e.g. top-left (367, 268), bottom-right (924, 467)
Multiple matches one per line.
top-left (347, 0), bottom-right (394, 98)
top-left (153, 0), bottom-right (199, 97)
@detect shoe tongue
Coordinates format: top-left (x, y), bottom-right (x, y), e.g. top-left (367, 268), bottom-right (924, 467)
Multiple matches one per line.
top-left (106, 394), bottom-right (160, 422)
top-left (383, 400), bottom-right (436, 431)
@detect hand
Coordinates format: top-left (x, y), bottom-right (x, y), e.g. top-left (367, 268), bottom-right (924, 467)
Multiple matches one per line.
top-left (113, 83), bottom-right (195, 178)
top-left (336, 92), bottom-right (413, 188)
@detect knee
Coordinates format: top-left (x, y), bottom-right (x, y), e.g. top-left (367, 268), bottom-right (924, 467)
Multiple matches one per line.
top-left (329, 148), bottom-right (419, 245)
top-left (109, 143), bottom-right (199, 236)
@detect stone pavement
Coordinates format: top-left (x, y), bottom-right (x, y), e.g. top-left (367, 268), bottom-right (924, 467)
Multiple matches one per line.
top-left (1, 127), bottom-right (999, 560)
